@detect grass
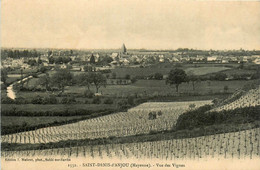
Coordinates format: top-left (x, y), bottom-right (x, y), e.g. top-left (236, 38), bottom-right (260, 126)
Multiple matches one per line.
top-left (185, 66), bottom-right (230, 75)
top-left (6, 76), bottom-right (21, 84)
top-left (221, 68), bottom-right (257, 76)
top-left (65, 79), bottom-right (254, 97)
top-left (14, 79), bottom-right (253, 99)
top-left (111, 63), bottom-right (232, 78)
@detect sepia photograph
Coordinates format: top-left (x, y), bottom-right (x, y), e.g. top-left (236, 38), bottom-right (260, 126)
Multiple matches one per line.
top-left (1, 0), bottom-right (260, 169)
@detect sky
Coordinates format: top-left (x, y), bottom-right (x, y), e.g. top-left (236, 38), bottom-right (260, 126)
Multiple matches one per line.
top-left (1, 0), bottom-right (260, 50)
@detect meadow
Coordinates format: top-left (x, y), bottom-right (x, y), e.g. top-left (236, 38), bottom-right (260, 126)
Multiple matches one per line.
top-left (64, 80), bottom-right (253, 97)
top-left (111, 64), bottom-right (231, 78)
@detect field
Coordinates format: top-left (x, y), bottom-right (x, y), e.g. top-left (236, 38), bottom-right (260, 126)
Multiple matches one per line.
top-left (1, 100), bottom-right (211, 144)
top-left (6, 74), bottom-right (21, 84)
top-left (8, 68), bottom-right (38, 74)
top-left (184, 66), bottom-right (230, 75)
top-left (221, 68), bottom-right (257, 77)
top-left (111, 64), bottom-right (231, 78)
top-left (2, 128), bottom-right (259, 160)
top-left (1, 62), bottom-right (259, 162)
top-left (64, 80), bottom-right (254, 97)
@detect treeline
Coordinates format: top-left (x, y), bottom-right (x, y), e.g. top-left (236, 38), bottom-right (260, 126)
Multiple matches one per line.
top-left (175, 48), bottom-right (260, 56)
top-left (1, 107), bottom-right (115, 117)
top-left (1, 96), bottom-right (148, 116)
top-left (176, 105), bottom-right (260, 131)
top-left (1, 49), bottom-right (40, 59)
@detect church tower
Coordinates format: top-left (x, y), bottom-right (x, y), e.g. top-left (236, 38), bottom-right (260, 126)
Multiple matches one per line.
top-left (122, 43), bottom-right (127, 54)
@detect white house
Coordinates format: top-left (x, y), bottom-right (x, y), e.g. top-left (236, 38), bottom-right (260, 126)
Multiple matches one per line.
top-left (207, 56), bottom-right (217, 62)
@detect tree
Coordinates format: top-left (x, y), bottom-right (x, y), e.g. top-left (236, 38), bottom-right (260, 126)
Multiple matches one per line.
top-left (55, 57), bottom-right (63, 64)
top-left (28, 59), bottom-right (37, 66)
top-left (37, 56), bottom-right (42, 65)
top-left (99, 55), bottom-right (113, 65)
top-left (90, 54), bottom-right (95, 64)
top-left (39, 66), bottom-right (48, 73)
top-left (19, 69), bottom-right (24, 90)
top-left (112, 72), bottom-right (117, 79)
top-left (166, 68), bottom-right (187, 92)
top-left (90, 72), bottom-right (106, 93)
top-left (224, 85), bottom-right (229, 93)
top-left (131, 77), bottom-right (137, 84)
top-left (62, 56), bottom-right (71, 64)
top-left (125, 74), bottom-right (131, 79)
top-left (1, 68), bottom-right (8, 85)
top-left (78, 73), bottom-right (92, 90)
top-left (48, 50), bottom-right (52, 57)
top-left (48, 56), bottom-right (55, 64)
top-left (154, 72), bottom-right (163, 80)
top-left (238, 61), bottom-right (244, 69)
top-left (37, 73), bottom-right (51, 91)
top-left (215, 72), bottom-right (227, 81)
top-left (51, 69), bottom-right (73, 92)
top-left (187, 72), bottom-right (201, 91)
top-left (189, 103), bottom-right (196, 110)
top-left (84, 65), bottom-right (94, 72)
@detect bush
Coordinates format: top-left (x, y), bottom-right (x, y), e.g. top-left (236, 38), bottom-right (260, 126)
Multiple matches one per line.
top-left (30, 72), bottom-right (38, 78)
top-left (214, 72), bottom-right (227, 81)
top-left (49, 95), bottom-right (58, 104)
top-left (148, 112), bottom-right (157, 120)
top-left (157, 110), bottom-right (163, 116)
top-left (117, 99), bottom-right (130, 110)
top-left (100, 69), bottom-right (111, 74)
top-left (127, 96), bottom-right (135, 106)
top-left (1, 97), bottom-right (15, 104)
top-left (61, 95), bottom-right (76, 104)
top-left (176, 105), bottom-right (260, 131)
top-left (103, 98), bottom-right (113, 104)
top-left (33, 95), bottom-right (58, 104)
top-left (154, 72), bottom-right (163, 80)
top-left (125, 74), bottom-right (131, 79)
top-left (92, 97), bottom-right (101, 104)
top-left (39, 66), bottom-right (48, 73)
top-left (112, 73), bottom-right (117, 79)
top-left (84, 90), bottom-right (94, 98)
top-left (61, 97), bottom-right (68, 104)
top-left (67, 95), bottom-right (76, 104)
top-left (31, 95), bottom-right (43, 104)
top-left (130, 77), bottom-right (137, 83)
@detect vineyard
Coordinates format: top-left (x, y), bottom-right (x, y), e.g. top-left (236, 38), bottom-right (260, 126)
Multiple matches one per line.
top-left (2, 128), bottom-right (259, 160)
top-left (1, 100), bottom-right (211, 144)
top-left (211, 86), bottom-right (260, 112)
top-left (1, 84), bottom-right (259, 160)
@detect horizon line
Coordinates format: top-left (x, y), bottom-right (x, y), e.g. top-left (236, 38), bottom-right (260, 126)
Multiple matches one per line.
top-left (2, 47), bottom-right (260, 51)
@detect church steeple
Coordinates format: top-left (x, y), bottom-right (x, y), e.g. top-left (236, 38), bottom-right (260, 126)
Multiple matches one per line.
top-left (122, 43), bottom-right (127, 54)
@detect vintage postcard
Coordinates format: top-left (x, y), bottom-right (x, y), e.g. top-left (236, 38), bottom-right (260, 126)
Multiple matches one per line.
top-left (1, 0), bottom-right (260, 169)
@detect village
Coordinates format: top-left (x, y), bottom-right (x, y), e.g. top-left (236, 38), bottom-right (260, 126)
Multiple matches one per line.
top-left (1, 0), bottom-right (260, 168)
top-left (1, 45), bottom-right (260, 73)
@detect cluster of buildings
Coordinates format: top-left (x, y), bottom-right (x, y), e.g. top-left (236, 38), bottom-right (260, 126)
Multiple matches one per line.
top-left (2, 45), bottom-right (260, 70)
